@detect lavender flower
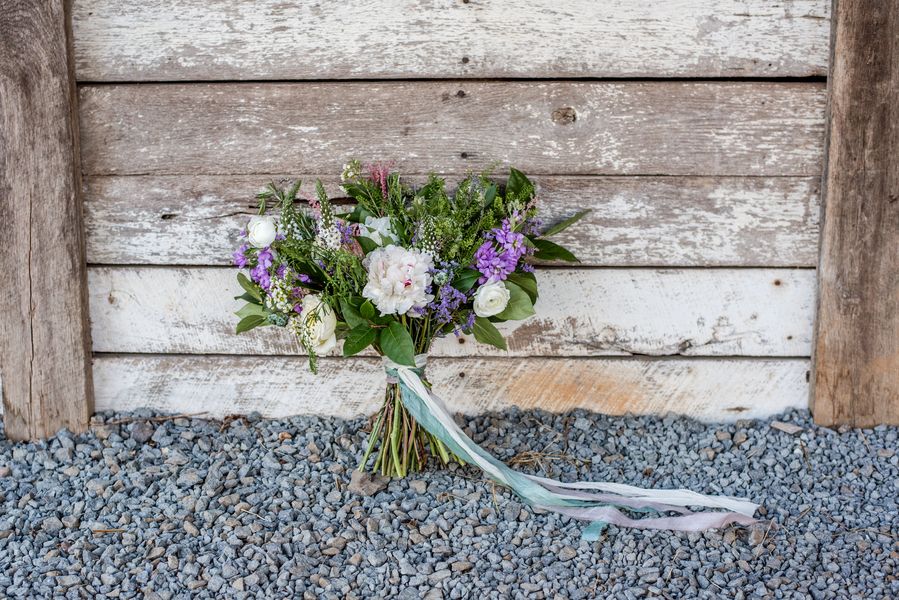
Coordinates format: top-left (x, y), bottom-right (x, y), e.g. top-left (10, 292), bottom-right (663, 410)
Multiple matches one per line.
top-left (429, 284), bottom-right (468, 326)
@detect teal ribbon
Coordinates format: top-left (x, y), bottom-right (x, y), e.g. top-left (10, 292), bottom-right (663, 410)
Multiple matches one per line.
top-left (386, 356), bottom-right (759, 539)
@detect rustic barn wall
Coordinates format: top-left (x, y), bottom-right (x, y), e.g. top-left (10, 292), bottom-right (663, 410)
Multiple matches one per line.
top-left (73, 0), bottom-right (831, 421)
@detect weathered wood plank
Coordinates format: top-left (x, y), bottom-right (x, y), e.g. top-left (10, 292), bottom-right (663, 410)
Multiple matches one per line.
top-left (88, 267), bottom-right (815, 357)
top-left (0, 1), bottom-right (94, 440)
top-left (72, 0), bottom-right (830, 81)
top-left (92, 355), bottom-right (811, 422)
top-left (84, 175), bottom-right (821, 267)
top-left (78, 82), bottom-right (826, 177)
top-left (811, 0), bottom-right (899, 427)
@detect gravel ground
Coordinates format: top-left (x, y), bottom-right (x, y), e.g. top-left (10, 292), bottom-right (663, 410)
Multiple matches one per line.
top-left (0, 408), bottom-right (896, 599)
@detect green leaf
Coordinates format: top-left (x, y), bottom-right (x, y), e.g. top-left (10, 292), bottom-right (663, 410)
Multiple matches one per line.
top-left (505, 271), bottom-right (538, 303)
top-left (339, 299), bottom-right (366, 329)
top-left (483, 184), bottom-right (497, 205)
top-left (542, 209), bottom-right (591, 237)
top-left (496, 281), bottom-right (536, 320)
top-left (379, 322), bottom-right (416, 367)
top-left (360, 300), bottom-right (376, 320)
top-left (452, 268), bottom-right (481, 292)
top-left (532, 238), bottom-right (579, 262)
top-left (235, 314), bottom-right (266, 334)
top-left (234, 292), bottom-right (260, 304)
top-left (473, 317), bottom-right (507, 350)
top-left (235, 303), bottom-right (268, 319)
top-left (356, 236), bottom-right (379, 254)
top-left (237, 273), bottom-right (262, 302)
top-left (506, 167), bottom-right (533, 197)
top-left (342, 325), bottom-right (377, 357)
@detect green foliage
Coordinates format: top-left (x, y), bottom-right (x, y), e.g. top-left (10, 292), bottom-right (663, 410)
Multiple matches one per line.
top-left (496, 281), bottom-right (536, 321)
top-left (542, 209), bottom-right (591, 237)
top-left (473, 317), bottom-right (507, 350)
top-left (505, 271), bottom-right (538, 304)
top-left (343, 325), bottom-right (377, 356)
top-left (236, 314), bottom-right (267, 334)
top-left (379, 322), bottom-right (416, 367)
top-left (531, 238), bottom-right (579, 262)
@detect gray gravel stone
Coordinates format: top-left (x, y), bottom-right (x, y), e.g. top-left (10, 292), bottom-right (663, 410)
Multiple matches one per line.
top-left (0, 408), bottom-right (895, 599)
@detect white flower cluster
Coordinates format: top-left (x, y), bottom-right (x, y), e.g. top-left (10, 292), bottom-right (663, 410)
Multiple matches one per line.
top-left (359, 216), bottom-right (398, 247)
top-left (264, 276), bottom-right (294, 314)
top-left (288, 295), bottom-right (337, 354)
top-left (362, 245), bottom-right (434, 316)
top-left (315, 224), bottom-right (342, 250)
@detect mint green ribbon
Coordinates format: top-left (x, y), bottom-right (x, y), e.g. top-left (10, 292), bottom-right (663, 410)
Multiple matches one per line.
top-left (385, 356), bottom-right (758, 540)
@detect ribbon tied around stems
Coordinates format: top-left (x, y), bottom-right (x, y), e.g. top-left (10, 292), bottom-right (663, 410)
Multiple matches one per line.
top-left (383, 355), bottom-right (758, 540)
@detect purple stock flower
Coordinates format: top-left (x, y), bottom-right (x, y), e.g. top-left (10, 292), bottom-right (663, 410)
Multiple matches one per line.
top-left (232, 243), bottom-right (250, 268)
top-left (251, 264), bottom-right (272, 291)
top-left (473, 240), bottom-right (519, 284)
top-left (276, 264), bottom-right (287, 278)
top-left (250, 247), bottom-right (275, 290)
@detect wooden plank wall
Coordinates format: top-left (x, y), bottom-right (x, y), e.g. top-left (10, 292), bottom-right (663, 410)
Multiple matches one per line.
top-left (73, 0), bottom-right (831, 421)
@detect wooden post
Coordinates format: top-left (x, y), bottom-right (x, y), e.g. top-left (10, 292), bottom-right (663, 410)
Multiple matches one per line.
top-left (811, 0), bottom-right (899, 427)
top-left (0, 1), bottom-right (94, 440)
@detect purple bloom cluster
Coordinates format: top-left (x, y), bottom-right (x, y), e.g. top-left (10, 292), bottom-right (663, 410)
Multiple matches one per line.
top-left (232, 243), bottom-right (250, 268)
top-left (251, 247), bottom-right (275, 291)
top-left (454, 311), bottom-right (477, 337)
top-left (473, 219), bottom-right (529, 283)
top-left (335, 220), bottom-right (357, 245)
top-left (430, 284), bottom-right (468, 326)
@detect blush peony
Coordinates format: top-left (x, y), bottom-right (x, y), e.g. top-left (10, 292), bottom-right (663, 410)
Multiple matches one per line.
top-left (362, 245), bottom-right (434, 316)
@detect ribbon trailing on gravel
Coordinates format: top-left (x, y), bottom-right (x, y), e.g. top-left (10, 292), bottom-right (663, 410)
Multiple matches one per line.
top-left (385, 356), bottom-right (758, 540)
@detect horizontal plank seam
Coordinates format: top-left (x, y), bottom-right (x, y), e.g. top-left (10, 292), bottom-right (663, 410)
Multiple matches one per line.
top-left (81, 174), bottom-right (819, 181)
top-left (85, 264), bottom-right (819, 272)
top-left (75, 76), bottom-right (829, 86)
top-left (92, 352), bottom-right (812, 361)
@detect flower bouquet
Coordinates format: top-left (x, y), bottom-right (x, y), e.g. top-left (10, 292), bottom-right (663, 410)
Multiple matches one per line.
top-left (232, 161), bottom-right (584, 477)
top-left (231, 161), bottom-right (759, 536)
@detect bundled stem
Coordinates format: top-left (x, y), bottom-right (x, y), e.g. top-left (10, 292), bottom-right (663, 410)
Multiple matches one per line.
top-left (358, 381), bottom-right (464, 477)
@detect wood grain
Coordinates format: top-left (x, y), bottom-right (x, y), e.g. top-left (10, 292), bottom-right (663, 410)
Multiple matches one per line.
top-left (77, 82), bottom-right (826, 177)
top-left (92, 355), bottom-right (811, 422)
top-left (88, 267), bottom-right (815, 357)
top-left (72, 0), bottom-right (830, 81)
top-left (811, 0), bottom-right (899, 427)
top-left (0, 0), bottom-right (94, 440)
top-left (83, 175), bottom-right (821, 267)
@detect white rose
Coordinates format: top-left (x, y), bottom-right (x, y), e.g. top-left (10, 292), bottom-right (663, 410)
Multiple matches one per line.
top-left (473, 280), bottom-right (511, 317)
top-left (299, 295), bottom-right (337, 354)
top-left (247, 215), bottom-right (277, 248)
top-left (362, 245), bottom-right (434, 316)
top-left (360, 216), bottom-right (398, 246)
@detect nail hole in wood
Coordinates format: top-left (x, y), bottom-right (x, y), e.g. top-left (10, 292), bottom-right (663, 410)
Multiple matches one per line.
top-left (456, 90), bottom-right (466, 98)
top-left (459, 372), bottom-right (466, 378)
top-left (460, 152), bottom-right (469, 159)
top-left (161, 213), bottom-right (177, 220)
top-left (773, 279), bottom-right (782, 286)
top-left (461, 56), bottom-right (470, 64)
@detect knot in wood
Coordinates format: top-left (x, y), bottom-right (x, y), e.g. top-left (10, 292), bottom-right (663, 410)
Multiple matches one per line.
top-left (551, 107), bottom-right (577, 125)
